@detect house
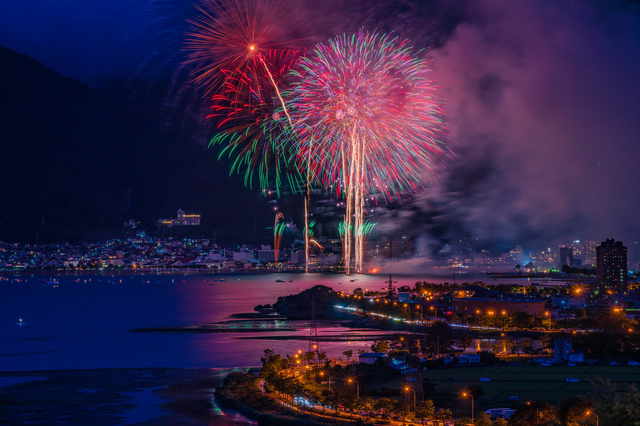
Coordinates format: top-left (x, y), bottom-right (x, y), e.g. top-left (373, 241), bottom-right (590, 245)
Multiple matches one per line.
top-left (568, 351), bottom-right (585, 362)
top-left (457, 354), bottom-right (481, 364)
top-left (358, 353), bottom-right (386, 364)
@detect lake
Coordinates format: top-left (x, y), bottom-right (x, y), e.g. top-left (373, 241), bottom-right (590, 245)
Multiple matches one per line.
top-left (0, 271), bottom-right (565, 371)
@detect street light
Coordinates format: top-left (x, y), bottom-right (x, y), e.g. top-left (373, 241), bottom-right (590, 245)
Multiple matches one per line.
top-left (462, 392), bottom-right (474, 423)
top-left (586, 410), bottom-right (599, 426)
top-left (320, 372), bottom-right (331, 391)
top-left (405, 387), bottom-right (416, 408)
top-left (348, 378), bottom-right (359, 399)
top-left (545, 312), bottom-right (551, 330)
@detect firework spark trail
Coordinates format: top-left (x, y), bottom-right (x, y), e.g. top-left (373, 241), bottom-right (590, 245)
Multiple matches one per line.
top-left (274, 211), bottom-right (284, 262)
top-left (257, 54), bottom-right (294, 130)
top-left (289, 30), bottom-right (448, 274)
top-left (186, 0), bottom-right (307, 196)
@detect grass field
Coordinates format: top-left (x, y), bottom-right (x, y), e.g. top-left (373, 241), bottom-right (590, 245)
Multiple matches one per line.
top-left (412, 365), bottom-right (640, 403)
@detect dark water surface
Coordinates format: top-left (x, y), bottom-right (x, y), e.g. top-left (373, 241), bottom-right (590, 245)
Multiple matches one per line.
top-left (0, 271), bottom-right (561, 371)
top-left (0, 271), bottom-right (559, 425)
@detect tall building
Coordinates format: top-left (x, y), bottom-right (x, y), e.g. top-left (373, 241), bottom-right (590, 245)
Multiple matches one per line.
top-left (365, 239), bottom-right (391, 261)
top-left (559, 247), bottom-right (573, 268)
top-left (392, 236), bottom-right (414, 260)
top-left (596, 239), bottom-right (627, 294)
top-left (561, 240), bottom-right (597, 267)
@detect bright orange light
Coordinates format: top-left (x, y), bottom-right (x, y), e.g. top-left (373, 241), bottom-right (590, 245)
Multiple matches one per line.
top-left (249, 45), bottom-right (255, 51)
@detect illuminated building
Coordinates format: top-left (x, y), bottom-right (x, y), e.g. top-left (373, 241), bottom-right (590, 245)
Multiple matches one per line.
top-left (560, 240), bottom-right (597, 267)
top-left (596, 239), bottom-right (627, 294)
top-left (391, 236), bottom-right (414, 259)
top-left (157, 208), bottom-right (201, 227)
top-left (559, 247), bottom-right (573, 268)
top-left (509, 246), bottom-right (523, 262)
top-left (365, 238), bottom-right (391, 261)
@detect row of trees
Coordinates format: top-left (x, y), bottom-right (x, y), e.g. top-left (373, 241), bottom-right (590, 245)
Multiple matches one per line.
top-left (259, 348), bottom-right (453, 424)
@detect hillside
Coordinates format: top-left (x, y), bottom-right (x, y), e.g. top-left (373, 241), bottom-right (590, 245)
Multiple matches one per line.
top-left (0, 46), bottom-right (274, 244)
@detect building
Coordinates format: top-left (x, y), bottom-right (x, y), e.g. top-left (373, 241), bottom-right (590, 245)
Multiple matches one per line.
top-left (257, 250), bottom-right (276, 263)
top-left (158, 208), bottom-right (201, 227)
top-left (365, 238), bottom-right (392, 261)
top-left (560, 240), bottom-right (598, 267)
top-left (392, 236), bottom-right (414, 260)
top-left (596, 239), bottom-right (628, 294)
top-left (554, 338), bottom-right (572, 363)
top-left (358, 353), bottom-right (386, 364)
top-left (559, 247), bottom-right (573, 269)
top-left (457, 354), bottom-right (481, 364)
top-left (452, 297), bottom-right (546, 316)
top-left (176, 209), bottom-right (200, 225)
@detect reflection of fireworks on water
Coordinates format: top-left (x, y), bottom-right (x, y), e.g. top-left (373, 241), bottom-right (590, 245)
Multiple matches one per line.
top-left (290, 30), bottom-right (447, 274)
top-left (186, 0), bottom-right (307, 195)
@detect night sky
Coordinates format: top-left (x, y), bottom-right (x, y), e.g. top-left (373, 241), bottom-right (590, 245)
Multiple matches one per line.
top-left (1, 0), bottom-right (640, 252)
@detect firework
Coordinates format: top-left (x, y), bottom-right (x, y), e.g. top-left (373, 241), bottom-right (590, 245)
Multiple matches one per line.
top-left (290, 30), bottom-right (447, 273)
top-left (273, 211), bottom-right (284, 262)
top-left (185, 0), bottom-right (305, 100)
top-left (185, 0), bottom-right (308, 195)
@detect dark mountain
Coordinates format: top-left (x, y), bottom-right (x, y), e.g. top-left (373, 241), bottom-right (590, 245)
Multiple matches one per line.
top-left (0, 46), bottom-right (275, 245)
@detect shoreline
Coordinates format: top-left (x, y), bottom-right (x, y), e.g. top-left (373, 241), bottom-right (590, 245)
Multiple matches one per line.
top-left (0, 367), bottom-right (254, 425)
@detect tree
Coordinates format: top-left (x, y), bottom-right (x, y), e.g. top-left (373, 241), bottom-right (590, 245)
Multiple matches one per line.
top-left (353, 287), bottom-right (364, 296)
top-left (557, 397), bottom-right (592, 426)
top-left (434, 408), bottom-right (452, 420)
top-left (374, 398), bottom-right (397, 417)
top-left (474, 412), bottom-right (492, 426)
top-left (354, 397), bottom-right (374, 417)
top-left (509, 401), bottom-right (558, 426)
top-left (494, 419), bottom-right (508, 426)
top-left (457, 333), bottom-right (474, 352)
top-left (425, 322), bottom-right (455, 354)
top-left (574, 308), bottom-right (587, 320)
top-left (371, 339), bottom-right (389, 353)
top-left (415, 400), bottom-right (435, 424)
top-left (592, 379), bottom-right (640, 426)
top-left (343, 350), bottom-right (353, 362)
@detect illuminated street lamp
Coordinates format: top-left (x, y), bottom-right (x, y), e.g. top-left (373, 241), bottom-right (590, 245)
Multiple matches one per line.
top-left (405, 387), bottom-right (416, 408)
top-left (348, 378), bottom-right (359, 399)
top-left (430, 306), bottom-right (437, 319)
top-left (545, 312), bottom-right (551, 330)
top-left (586, 410), bottom-right (598, 426)
top-left (320, 371), bottom-right (331, 391)
top-left (462, 392), bottom-right (474, 422)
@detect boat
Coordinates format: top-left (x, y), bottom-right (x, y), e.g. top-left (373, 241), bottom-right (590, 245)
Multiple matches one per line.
top-left (16, 318), bottom-right (25, 326)
top-left (276, 279), bottom-right (286, 282)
